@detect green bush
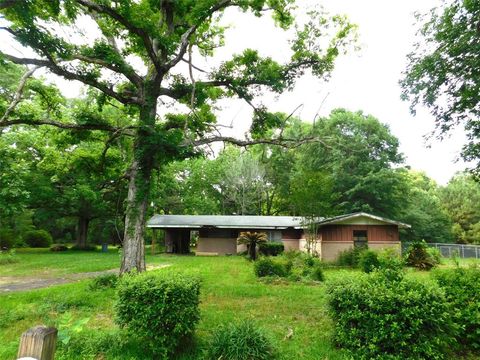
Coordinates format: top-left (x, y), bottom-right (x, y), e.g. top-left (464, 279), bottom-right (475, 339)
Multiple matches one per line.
top-left (50, 244), bottom-right (69, 252)
top-left (70, 244), bottom-right (97, 251)
top-left (206, 321), bottom-right (277, 360)
top-left (0, 250), bottom-right (18, 265)
top-left (358, 250), bottom-right (380, 273)
top-left (254, 257), bottom-right (292, 278)
top-left (23, 230), bottom-right (53, 248)
top-left (89, 273), bottom-right (118, 290)
top-left (258, 242), bottom-right (284, 256)
top-left (0, 228), bottom-right (16, 249)
top-left (434, 267), bottom-right (480, 352)
top-left (336, 247), bottom-right (363, 267)
top-left (328, 271), bottom-right (452, 359)
top-left (307, 261), bottom-right (325, 281)
top-left (405, 240), bottom-right (438, 270)
top-left (427, 247), bottom-right (442, 265)
top-left (115, 271), bottom-right (200, 358)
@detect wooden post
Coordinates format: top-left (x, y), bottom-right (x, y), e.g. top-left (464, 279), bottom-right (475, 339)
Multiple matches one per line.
top-left (151, 228), bottom-right (156, 255)
top-left (17, 326), bottom-right (57, 360)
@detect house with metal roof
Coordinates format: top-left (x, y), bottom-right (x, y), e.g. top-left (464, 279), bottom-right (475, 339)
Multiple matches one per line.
top-left (147, 212), bottom-right (410, 261)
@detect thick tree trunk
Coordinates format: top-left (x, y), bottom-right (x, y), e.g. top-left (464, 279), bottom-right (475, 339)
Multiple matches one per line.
top-left (120, 159), bottom-right (148, 273)
top-left (120, 98), bottom-right (157, 274)
top-left (75, 216), bottom-right (90, 249)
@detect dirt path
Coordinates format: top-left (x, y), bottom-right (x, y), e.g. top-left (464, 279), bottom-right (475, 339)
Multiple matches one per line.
top-left (0, 264), bottom-right (169, 293)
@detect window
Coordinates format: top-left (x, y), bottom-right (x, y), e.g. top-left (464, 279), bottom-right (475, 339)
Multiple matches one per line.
top-left (353, 230), bottom-right (368, 248)
top-left (267, 230), bottom-right (282, 242)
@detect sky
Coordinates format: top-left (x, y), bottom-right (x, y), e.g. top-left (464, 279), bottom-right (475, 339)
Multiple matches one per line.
top-left (210, 0), bottom-right (469, 185)
top-left (1, 0), bottom-right (469, 184)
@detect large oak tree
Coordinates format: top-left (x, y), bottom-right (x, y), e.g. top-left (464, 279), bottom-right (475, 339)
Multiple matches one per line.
top-left (0, 0), bottom-right (356, 273)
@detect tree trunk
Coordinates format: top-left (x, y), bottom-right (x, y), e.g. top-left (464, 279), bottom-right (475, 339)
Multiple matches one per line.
top-left (120, 159), bottom-right (148, 274)
top-left (75, 216), bottom-right (89, 249)
top-left (120, 98), bottom-right (157, 274)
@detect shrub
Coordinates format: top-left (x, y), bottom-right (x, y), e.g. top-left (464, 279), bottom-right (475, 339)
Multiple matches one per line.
top-left (89, 273), bottom-right (118, 290)
top-left (405, 240), bottom-right (438, 270)
top-left (254, 257), bottom-right (292, 278)
top-left (0, 250), bottom-right (19, 265)
top-left (427, 247), bottom-right (442, 265)
top-left (70, 244), bottom-right (97, 251)
top-left (434, 267), bottom-right (480, 352)
top-left (206, 321), bottom-right (277, 360)
top-left (0, 228), bottom-right (16, 249)
top-left (258, 242), bottom-right (284, 256)
top-left (116, 271), bottom-right (200, 358)
top-left (307, 261), bottom-right (325, 281)
top-left (50, 244), bottom-right (69, 252)
top-left (336, 247), bottom-right (363, 267)
top-left (328, 271), bottom-right (452, 359)
top-left (23, 230), bottom-right (53, 248)
top-left (358, 250), bottom-right (380, 273)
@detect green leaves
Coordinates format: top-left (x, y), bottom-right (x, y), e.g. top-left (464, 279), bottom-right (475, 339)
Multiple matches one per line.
top-left (401, 0), bottom-right (480, 173)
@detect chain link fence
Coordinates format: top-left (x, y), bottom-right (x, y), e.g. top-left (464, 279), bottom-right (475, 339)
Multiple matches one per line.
top-left (403, 242), bottom-right (480, 259)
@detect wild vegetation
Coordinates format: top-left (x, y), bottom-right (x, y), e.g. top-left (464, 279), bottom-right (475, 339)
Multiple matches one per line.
top-left (0, 250), bottom-right (479, 359)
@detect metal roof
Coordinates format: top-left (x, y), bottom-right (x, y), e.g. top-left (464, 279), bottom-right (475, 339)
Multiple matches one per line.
top-left (147, 212), bottom-right (410, 229)
top-left (315, 212), bottom-right (411, 228)
top-left (147, 215), bottom-right (304, 229)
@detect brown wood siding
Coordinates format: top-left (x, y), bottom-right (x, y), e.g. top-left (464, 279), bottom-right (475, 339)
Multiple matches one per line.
top-left (282, 229), bottom-right (302, 239)
top-left (320, 225), bottom-right (399, 242)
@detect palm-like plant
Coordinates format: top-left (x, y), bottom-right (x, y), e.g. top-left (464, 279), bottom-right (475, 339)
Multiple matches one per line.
top-left (237, 231), bottom-right (267, 260)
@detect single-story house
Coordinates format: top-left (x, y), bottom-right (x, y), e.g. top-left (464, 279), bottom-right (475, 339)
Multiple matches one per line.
top-left (146, 212), bottom-right (410, 261)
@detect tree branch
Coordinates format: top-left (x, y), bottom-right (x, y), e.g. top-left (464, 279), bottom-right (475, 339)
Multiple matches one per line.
top-left (2, 52), bottom-right (141, 105)
top-left (72, 54), bottom-right (142, 87)
top-left (0, 66), bottom-right (39, 122)
top-left (164, 0), bottom-right (233, 70)
top-left (0, 118), bottom-right (136, 135)
top-left (0, 0), bottom-right (20, 9)
top-left (191, 136), bottom-right (326, 149)
top-left (75, 0), bottom-right (161, 72)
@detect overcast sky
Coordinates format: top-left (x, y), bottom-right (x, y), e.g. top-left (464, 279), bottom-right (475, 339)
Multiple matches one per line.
top-left (2, 0), bottom-right (468, 184)
top-left (211, 0), bottom-right (468, 185)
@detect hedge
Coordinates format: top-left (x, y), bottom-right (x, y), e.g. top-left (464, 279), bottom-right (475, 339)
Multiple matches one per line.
top-left (116, 271), bottom-right (200, 358)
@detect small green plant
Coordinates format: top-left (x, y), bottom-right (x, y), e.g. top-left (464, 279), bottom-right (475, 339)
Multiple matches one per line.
top-left (254, 257), bottom-right (292, 278)
top-left (336, 247), bottom-right (363, 267)
top-left (57, 312), bottom-right (90, 346)
top-left (358, 250), bottom-right (380, 273)
top-left (426, 247), bottom-right (442, 265)
top-left (237, 231), bottom-right (267, 260)
top-left (258, 242), bottom-right (284, 256)
top-left (0, 228), bottom-right (16, 249)
top-left (434, 267), bottom-right (480, 353)
top-left (89, 273), bottom-right (118, 290)
top-left (0, 249), bottom-right (18, 265)
top-left (405, 240), bottom-right (438, 270)
top-left (308, 261), bottom-right (325, 281)
top-left (50, 244), bottom-right (69, 252)
top-left (328, 270), bottom-right (452, 359)
top-left (23, 229), bottom-right (53, 248)
top-left (116, 271), bottom-right (200, 358)
top-left (206, 320), bottom-right (278, 360)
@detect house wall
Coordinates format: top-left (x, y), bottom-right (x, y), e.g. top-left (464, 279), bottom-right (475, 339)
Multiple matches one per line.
top-left (320, 225), bottom-right (399, 242)
top-left (319, 225), bottom-right (400, 261)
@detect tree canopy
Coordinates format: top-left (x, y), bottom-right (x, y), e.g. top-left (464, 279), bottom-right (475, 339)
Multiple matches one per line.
top-left (0, 0), bottom-right (357, 272)
top-left (401, 0), bottom-right (480, 176)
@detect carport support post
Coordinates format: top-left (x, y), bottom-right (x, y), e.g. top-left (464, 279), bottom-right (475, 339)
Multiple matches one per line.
top-left (152, 228), bottom-right (156, 255)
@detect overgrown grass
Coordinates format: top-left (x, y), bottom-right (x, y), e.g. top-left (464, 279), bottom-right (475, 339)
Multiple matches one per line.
top-left (1, 251), bottom-right (479, 359)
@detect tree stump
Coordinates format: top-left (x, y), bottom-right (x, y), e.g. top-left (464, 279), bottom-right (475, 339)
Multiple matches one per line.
top-left (17, 326), bottom-right (57, 360)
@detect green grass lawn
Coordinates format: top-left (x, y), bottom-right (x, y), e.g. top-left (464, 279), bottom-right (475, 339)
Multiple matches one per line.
top-left (0, 250), bottom-right (478, 359)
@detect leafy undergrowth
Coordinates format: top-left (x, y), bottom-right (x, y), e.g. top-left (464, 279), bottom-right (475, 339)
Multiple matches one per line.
top-left (1, 253), bottom-right (479, 359)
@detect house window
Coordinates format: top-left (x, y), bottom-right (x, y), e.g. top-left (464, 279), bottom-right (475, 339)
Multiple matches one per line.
top-left (353, 230), bottom-right (368, 248)
top-left (267, 230), bottom-right (282, 242)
